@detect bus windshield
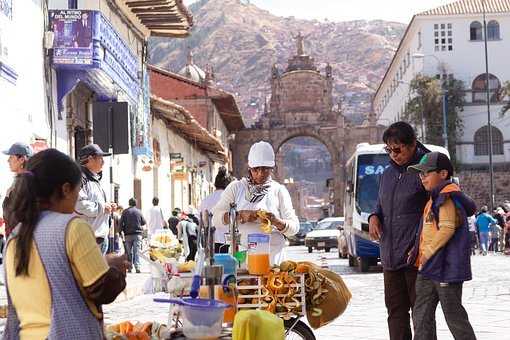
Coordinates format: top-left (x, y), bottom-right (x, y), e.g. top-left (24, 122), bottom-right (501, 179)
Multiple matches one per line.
top-left (355, 153), bottom-right (390, 214)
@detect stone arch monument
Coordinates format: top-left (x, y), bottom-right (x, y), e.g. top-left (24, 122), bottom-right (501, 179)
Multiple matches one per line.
top-left (232, 35), bottom-right (384, 215)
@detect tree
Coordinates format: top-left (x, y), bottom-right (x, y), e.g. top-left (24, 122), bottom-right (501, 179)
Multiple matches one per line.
top-left (499, 80), bottom-right (510, 116)
top-left (402, 74), bottom-right (465, 163)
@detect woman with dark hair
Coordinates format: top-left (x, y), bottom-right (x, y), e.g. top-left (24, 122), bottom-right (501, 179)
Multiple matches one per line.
top-left (199, 166), bottom-right (234, 253)
top-left (3, 149), bottom-right (128, 339)
top-left (368, 121), bottom-right (433, 340)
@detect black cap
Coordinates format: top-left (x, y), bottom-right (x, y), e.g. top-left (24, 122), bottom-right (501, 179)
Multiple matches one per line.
top-left (3, 142), bottom-right (33, 157)
top-left (408, 152), bottom-right (453, 177)
top-left (79, 144), bottom-right (111, 159)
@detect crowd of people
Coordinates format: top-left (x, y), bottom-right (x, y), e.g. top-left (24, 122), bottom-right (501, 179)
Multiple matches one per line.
top-left (469, 203), bottom-right (510, 256)
top-left (0, 139), bottom-right (300, 338)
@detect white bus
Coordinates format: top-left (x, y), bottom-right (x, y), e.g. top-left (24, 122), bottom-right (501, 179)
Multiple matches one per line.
top-left (342, 143), bottom-right (450, 272)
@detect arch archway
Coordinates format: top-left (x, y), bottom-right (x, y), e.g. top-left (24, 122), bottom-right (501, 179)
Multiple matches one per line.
top-left (275, 136), bottom-right (334, 220)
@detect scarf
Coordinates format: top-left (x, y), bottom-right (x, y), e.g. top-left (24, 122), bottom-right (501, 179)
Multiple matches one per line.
top-left (245, 174), bottom-right (272, 203)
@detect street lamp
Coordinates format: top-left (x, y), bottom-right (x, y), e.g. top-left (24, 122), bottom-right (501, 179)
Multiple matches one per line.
top-left (412, 53), bottom-right (448, 150)
top-left (482, 0), bottom-right (495, 211)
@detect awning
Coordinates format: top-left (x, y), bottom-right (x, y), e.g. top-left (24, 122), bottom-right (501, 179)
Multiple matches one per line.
top-left (209, 88), bottom-right (245, 131)
top-left (122, 0), bottom-right (193, 37)
top-left (151, 95), bottom-right (227, 161)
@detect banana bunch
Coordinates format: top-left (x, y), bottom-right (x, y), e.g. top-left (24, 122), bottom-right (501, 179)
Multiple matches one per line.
top-left (256, 210), bottom-right (272, 233)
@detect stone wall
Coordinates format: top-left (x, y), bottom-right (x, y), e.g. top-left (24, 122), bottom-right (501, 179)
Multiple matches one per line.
top-left (457, 168), bottom-right (510, 209)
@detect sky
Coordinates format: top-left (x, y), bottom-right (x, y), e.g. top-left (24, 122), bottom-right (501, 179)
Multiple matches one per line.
top-left (184, 0), bottom-right (457, 24)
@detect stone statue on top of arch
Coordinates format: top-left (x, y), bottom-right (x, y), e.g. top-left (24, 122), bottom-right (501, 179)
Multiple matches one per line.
top-left (292, 31), bottom-right (310, 56)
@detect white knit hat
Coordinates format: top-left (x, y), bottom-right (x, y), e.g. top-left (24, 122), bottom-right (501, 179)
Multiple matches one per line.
top-left (248, 141), bottom-right (275, 168)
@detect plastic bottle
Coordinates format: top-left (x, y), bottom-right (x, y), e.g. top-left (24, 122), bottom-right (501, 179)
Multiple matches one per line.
top-left (247, 233), bottom-right (271, 275)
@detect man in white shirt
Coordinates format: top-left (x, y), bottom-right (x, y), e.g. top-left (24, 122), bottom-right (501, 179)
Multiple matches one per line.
top-left (146, 197), bottom-right (167, 236)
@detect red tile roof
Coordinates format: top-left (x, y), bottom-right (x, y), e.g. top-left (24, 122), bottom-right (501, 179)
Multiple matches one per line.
top-left (418, 0), bottom-right (510, 16)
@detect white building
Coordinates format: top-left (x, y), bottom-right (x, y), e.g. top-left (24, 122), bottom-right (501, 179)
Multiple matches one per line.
top-left (0, 0), bottom-right (50, 201)
top-left (373, 0), bottom-right (510, 167)
top-left (46, 0), bottom-right (192, 211)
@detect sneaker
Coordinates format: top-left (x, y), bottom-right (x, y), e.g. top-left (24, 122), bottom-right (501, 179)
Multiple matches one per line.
top-left (136, 269), bottom-right (141, 273)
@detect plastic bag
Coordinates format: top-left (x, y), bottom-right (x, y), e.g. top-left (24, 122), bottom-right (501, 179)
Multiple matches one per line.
top-left (299, 261), bottom-right (352, 329)
top-left (233, 310), bottom-right (284, 340)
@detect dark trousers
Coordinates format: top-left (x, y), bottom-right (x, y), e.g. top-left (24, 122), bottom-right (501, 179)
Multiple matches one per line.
top-left (186, 236), bottom-right (198, 262)
top-left (413, 274), bottom-right (476, 340)
top-left (489, 238), bottom-right (499, 252)
top-left (383, 267), bottom-right (418, 340)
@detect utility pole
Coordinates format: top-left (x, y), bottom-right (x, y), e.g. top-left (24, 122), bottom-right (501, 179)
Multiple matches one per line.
top-left (482, 0), bottom-right (495, 211)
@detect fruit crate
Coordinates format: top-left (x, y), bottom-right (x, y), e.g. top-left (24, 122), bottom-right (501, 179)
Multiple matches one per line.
top-left (235, 273), bottom-right (306, 319)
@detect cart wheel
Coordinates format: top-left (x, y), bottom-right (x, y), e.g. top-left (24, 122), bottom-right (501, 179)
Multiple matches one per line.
top-left (284, 319), bottom-right (316, 340)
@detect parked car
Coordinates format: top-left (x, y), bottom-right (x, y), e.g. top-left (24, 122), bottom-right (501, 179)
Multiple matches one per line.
top-left (288, 221), bottom-right (313, 245)
top-left (304, 217), bottom-right (344, 253)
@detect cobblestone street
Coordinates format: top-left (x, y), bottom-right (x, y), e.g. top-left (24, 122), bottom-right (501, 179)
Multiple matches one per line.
top-left (102, 246), bottom-right (510, 339)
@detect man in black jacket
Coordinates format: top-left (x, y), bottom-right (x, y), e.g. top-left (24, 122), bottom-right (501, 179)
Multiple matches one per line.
top-left (120, 198), bottom-right (146, 273)
top-left (369, 122), bottom-right (434, 340)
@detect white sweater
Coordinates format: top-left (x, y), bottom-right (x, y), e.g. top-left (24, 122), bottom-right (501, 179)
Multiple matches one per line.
top-left (212, 178), bottom-right (299, 264)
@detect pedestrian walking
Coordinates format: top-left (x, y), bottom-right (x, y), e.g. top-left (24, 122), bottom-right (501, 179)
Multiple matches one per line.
top-left (3, 149), bottom-right (128, 339)
top-left (468, 215), bottom-right (478, 255)
top-left (178, 207), bottom-right (199, 262)
top-left (75, 144), bottom-right (117, 255)
top-left (475, 206), bottom-right (496, 256)
top-left (489, 222), bottom-right (502, 253)
top-left (120, 198), bottom-right (146, 273)
top-left (408, 151), bottom-right (477, 340)
top-left (2, 142), bottom-right (33, 237)
top-left (368, 122), bottom-right (433, 340)
top-left (146, 197), bottom-right (168, 237)
top-left (167, 208), bottom-right (181, 237)
top-left (199, 166), bottom-right (234, 253)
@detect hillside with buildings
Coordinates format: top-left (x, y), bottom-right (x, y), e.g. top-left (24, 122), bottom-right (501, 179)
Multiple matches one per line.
top-left (149, 0), bottom-right (406, 126)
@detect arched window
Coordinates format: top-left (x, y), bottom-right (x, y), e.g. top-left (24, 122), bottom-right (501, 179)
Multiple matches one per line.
top-left (470, 21), bottom-right (483, 41)
top-left (487, 20), bottom-right (500, 40)
top-left (472, 73), bottom-right (501, 103)
top-left (474, 126), bottom-right (504, 155)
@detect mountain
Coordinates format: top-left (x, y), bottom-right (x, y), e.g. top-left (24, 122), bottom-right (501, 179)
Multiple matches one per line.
top-left (149, 0), bottom-right (406, 126)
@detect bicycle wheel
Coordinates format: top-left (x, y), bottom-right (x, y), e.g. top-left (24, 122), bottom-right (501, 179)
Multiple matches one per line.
top-left (284, 319), bottom-right (316, 340)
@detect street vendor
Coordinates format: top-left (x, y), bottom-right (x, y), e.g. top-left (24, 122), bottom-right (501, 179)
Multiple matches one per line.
top-left (212, 141), bottom-right (299, 265)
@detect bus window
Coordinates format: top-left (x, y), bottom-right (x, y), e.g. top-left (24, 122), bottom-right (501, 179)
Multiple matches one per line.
top-left (355, 154), bottom-right (390, 214)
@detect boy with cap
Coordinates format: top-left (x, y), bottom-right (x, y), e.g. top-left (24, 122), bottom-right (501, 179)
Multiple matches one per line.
top-left (407, 152), bottom-right (477, 340)
top-left (2, 142), bottom-right (33, 237)
top-left (75, 144), bottom-right (117, 255)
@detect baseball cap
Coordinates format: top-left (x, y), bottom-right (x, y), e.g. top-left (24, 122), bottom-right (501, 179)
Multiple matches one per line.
top-left (79, 144), bottom-right (111, 159)
top-left (3, 142), bottom-right (33, 157)
top-left (408, 152), bottom-right (453, 177)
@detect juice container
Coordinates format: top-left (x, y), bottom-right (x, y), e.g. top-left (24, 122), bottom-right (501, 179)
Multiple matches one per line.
top-left (247, 233), bottom-right (271, 275)
top-left (213, 254), bottom-right (238, 323)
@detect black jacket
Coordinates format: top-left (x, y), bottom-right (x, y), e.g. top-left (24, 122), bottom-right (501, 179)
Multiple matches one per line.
top-left (371, 142), bottom-right (430, 271)
top-left (120, 207), bottom-right (146, 235)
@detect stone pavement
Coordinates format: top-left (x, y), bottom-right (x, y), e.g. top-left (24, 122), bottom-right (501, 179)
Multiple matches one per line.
top-left (105, 248), bottom-right (510, 339)
top-left (1, 248), bottom-right (510, 339)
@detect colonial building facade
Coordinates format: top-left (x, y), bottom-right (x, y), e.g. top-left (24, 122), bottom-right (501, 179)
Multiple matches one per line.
top-left (46, 0), bottom-right (192, 210)
top-left (373, 0), bottom-right (510, 205)
top-left (149, 60), bottom-right (244, 211)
